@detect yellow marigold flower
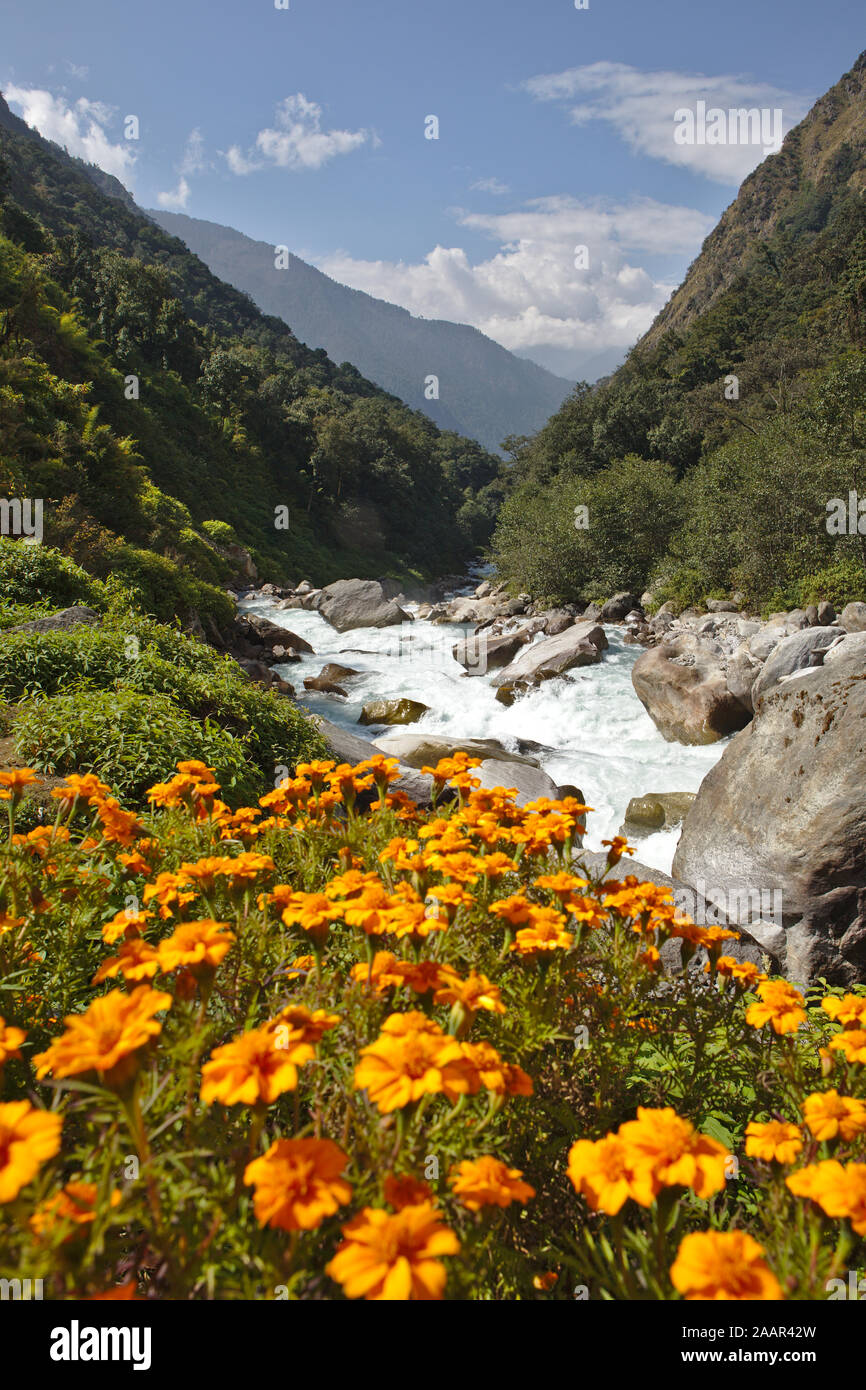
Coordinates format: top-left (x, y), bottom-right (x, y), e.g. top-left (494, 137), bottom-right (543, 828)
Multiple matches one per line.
top-left (93, 937), bottom-right (161, 984)
top-left (0, 768), bottom-right (39, 800)
top-left (30, 1182), bottom-right (121, 1240)
top-left (449, 1156), bottom-right (535, 1211)
top-left (456, 1040), bottom-right (533, 1098)
top-left (384, 1173), bottom-right (435, 1210)
top-left (802, 1089), bottom-right (866, 1142)
top-left (244, 1138), bottom-right (352, 1231)
top-left (801, 1161), bottom-right (866, 1234)
top-left (601, 835), bottom-right (634, 867)
top-left (822, 994), bottom-right (866, 1028)
top-left (354, 1014), bottom-right (466, 1113)
top-left (268, 1005), bottom-right (340, 1046)
top-left (96, 798), bottom-right (143, 847)
top-left (51, 773), bottom-right (111, 810)
top-left (534, 871), bottom-right (589, 898)
top-left (745, 979), bottom-right (807, 1035)
top-left (200, 1024), bottom-right (313, 1106)
top-left (785, 1162), bottom-right (832, 1201)
top-left (567, 1134), bottom-right (656, 1214)
top-left (489, 894), bottom-right (534, 927)
top-left (156, 919), bottom-right (235, 975)
top-left (142, 872), bottom-right (197, 919)
top-left (327, 1203), bottom-right (459, 1300)
top-left (393, 961), bottom-right (449, 997)
top-left (102, 908), bottom-right (154, 945)
top-left (618, 1107), bottom-right (730, 1199)
top-left (511, 907), bottom-right (574, 958)
top-left (424, 851), bottom-right (486, 884)
top-left (744, 1120), bottom-right (803, 1164)
top-left (0, 1016), bottom-right (26, 1066)
top-left (387, 902), bottom-right (441, 941)
top-left (280, 891), bottom-right (344, 946)
top-left (433, 968), bottom-right (506, 1015)
top-left (828, 1029), bottom-right (866, 1064)
top-left (670, 1230), bottom-right (782, 1301)
top-left (350, 951), bottom-right (404, 994)
top-left (713, 956), bottom-right (767, 987)
top-left (0, 1100), bottom-right (63, 1203)
top-left (33, 986), bottom-right (171, 1090)
top-left (176, 760), bottom-right (218, 781)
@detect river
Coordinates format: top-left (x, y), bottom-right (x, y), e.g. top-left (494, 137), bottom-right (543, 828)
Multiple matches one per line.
top-left (240, 593), bottom-right (726, 874)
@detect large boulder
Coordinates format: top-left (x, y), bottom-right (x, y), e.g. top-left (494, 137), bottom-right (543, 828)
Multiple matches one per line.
top-left (305, 715), bottom-right (442, 808)
top-left (358, 698), bottom-right (429, 727)
top-left (236, 614), bottom-right (314, 654)
top-left (473, 759), bottom-right (562, 807)
top-left (839, 601), bottom-right (866, 632)
top-left (451, 629), bottom-right (530, 675)
top-left (599, 592), bottom-right (640, 623)
top-left (620, 792), bottom-right (696, 837)
top-left (751, 625), bottom-right (845, 705)
top-left (8, 605), bottom-right (100, 634)
top-left (303, 662), bottom-right (360, 696)
top-left (317, 579), bottom-right (409, 633)
top-left (673, 650), bottom-right (866, 985)
top-left (491, 622), bottom-right (608, 688)
top-left (631, 636), bottom-right (751, 744)
top-left (372, 733), bottom-right (540, 769)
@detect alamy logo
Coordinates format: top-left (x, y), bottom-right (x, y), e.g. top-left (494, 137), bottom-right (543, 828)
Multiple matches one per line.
top-left (674, 102), bottom-right (782, 150)
top-left (826, 491), bottom-right (866, 535)
top-left (0, 497), bottom-right (43, 544)
top-left (50, 1320), bottom-right (152, 1371)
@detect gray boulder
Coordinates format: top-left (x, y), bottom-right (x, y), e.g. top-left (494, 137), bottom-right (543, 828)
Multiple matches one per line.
top-left (8, 605), bottom-right (100, 634)
top-left (306, 715), bottom-right (441, 808)
top-left (491, 622), bottom-right (608, 688)
top-left (751, 626), bottom-right (845, 705)
top-left (599, 592), bottom-right (640, 623)
top-left (673, 650), bottom-right (866, 985)
top-left (452, 628), bottom-right (530, 675)
top-left (372, 733), bottom-right (540, 770)
top-left (358, 698), bottom-right (429, 726)
top-left (621, 791), bottom-right (696, 836)
top-left (839, 601), bottom-right (866, 633)
top-left (474, 759), bottom-right (561, 806)
top-left (631, 637), bottom-right (751, 744)
top-left (317, 579), bottom-right (409, 633)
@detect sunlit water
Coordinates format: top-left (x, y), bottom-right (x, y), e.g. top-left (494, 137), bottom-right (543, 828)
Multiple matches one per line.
top-left (241, 595), bottom-right (726, 875)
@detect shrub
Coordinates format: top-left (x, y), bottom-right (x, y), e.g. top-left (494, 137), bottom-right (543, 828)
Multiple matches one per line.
top-left (0, 539), bottom-right (107, 609)
top-left (14, 687), bottom-right (261, 805)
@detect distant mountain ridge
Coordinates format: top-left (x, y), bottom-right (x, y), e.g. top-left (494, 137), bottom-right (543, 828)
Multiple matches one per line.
top-left (149, 210), bottom-right (573, 452)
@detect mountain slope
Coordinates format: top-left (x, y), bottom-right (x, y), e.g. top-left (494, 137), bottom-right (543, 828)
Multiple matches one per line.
top-left (491, 49), bottom-right (866, 610)
top-left (149, 210), bottom-right (572, 453)
top-left (0, 91), bottom-right (505, 596)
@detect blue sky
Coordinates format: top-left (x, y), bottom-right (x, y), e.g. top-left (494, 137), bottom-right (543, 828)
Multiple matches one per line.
top-left (2, 0), bottom-right (863, 378)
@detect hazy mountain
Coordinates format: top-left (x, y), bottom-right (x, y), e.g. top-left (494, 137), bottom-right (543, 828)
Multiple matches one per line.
top-left (149, 210), bottom-right (573, 452)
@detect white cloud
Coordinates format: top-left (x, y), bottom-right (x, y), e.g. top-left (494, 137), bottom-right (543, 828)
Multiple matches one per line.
top-left (65, 62), bottom-right (89, 81)
top-left (471, 177), bottom-right (510, 195)
top-left (4, 84), bottom-right (136, 185)
top-left (523, 62), bottom-right (811, 185)
top-left (156, 128), bottom-right (208, 210)
top-left (225, 93), bottom-right (369, 174)
top-left (317, 194), bottom-right (715, 370)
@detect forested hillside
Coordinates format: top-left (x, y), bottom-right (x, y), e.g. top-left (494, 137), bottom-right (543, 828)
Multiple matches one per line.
top-left (0, 93), bottom-right (505, 613)
top-left (493, 50), bottom-right (866, 613)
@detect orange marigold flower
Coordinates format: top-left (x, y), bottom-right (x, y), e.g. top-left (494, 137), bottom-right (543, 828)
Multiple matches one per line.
top-left (33, 986), bottom-right (171, 1090)
top-left (618, 1106), bottom-right (730, 1199)
top-left (0, 1100), bottom-right (63, 1203)
top-left (142, 872), bottom-right (197, 919)
top-left (268, 1005), bottom-right (341, 1046)
top-left (51, 773), bottom-right (111, 810)
top-left (713, 956), bottom-right (767, 987)
top-left (280, 891), bottom-right (344, 946)
top-left (567, 1134), bottom-right (656, 1214)
top-left (30, 1182), bottom-right (121, 1239)
top-left (102, 908), bottom-right (154, 945)
top-left (96, 798), bottom-right (143, 847)
top-left (511, 907), bottom-right (574, 958)
top-left (244, 1138), bottom-right (352, 1231)
top-left (433, 968), bottom-right (506, 1015)
top-left (0, 768), bottom-right (39, 799)
top-left (449, 1156), bottom-right (535, 1211)
top-left (384, 1173), bottom-right (435, 1210)
top-left (792, 1161), bottom-right (866, 1234)
top-left (822, 994), bottom-right (866, 1029)
top-left (0, 1016), bottom-right (26, 1066)
top-left (456, 1040), bottom-right (533, 1098)
top-left (200, 1024), bottom-right (313, 1106)
top-left (802, 1089), bottom-right (866, 1143)
top-left (327, 1203), bottom-right (459, 1300)
top-left (93, 937), bottom-right (160, 984)
top-left (156, 919), bottom-right (235, 976)
top-left (354, 1015), bottom-right (465, 1113)
top-left (828, 1029), bottom-right (866, 1064)
top-left (670, 1230), bottom-right (782, 1301)
top-left (489, 894), bottom-right (533, 927)
top-left (745, 979), bottom-right (807, 1035)
top-left (744, 1120), bottom-right (803, 1164)
top-left (350, 951), bottom-right (404, 994)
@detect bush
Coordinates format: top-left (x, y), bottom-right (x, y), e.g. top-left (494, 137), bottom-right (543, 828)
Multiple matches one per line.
top-left (14, 687), bottom-right (261, 805)
top-left (0, 539), bottom-right (107, 609)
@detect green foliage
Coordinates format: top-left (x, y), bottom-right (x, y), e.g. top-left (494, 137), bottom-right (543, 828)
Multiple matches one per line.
top-left (14, 687), bottom-right (261, 806)
top-left (0, 538), bottom-right (106, 608)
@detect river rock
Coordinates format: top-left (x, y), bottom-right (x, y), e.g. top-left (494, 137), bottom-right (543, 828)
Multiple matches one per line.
top-left (599, 592), bottom-right (640, 623)
top-left (452, 629), bottom-right (530, 674)
top-left (238, 614), bottom-right (315, 654)
top-left (371, 733), bottom-right (542, 770)
top-left (673, 649), bottom-right (866, 985)
top-left (491, 622), bottom-right (608, 688)
top-left (840, 601), bottom-right (866, 633)
top-left (317, 579), bottom-right (410, 632)
top-left (474, 759), bottom-right (561, 806)
top-left (306, 715), bottom-right (442, 809)
top-left (751, 626), bottom-right (845, 705)
top-left (631, 636), bottom-right (751, 744)
top-left (824, 631), bottom-right (866, 665)
top-left (358, 698), bottom-right (429, 727)
top-left (620, 792), bottom-right (697, 836)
